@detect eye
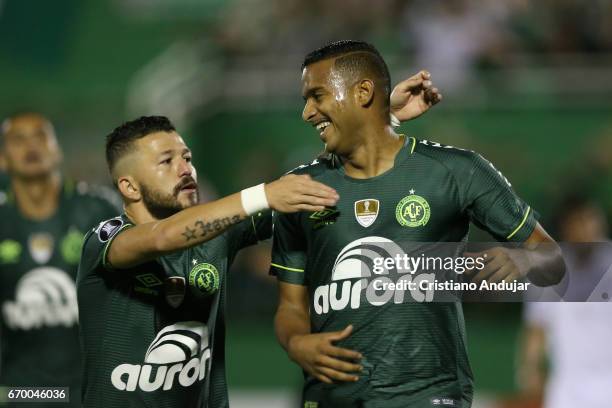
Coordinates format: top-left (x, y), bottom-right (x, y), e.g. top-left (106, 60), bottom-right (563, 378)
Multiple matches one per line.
top-left (159, 158), bottom-right (172, 165)
top-left (184, 155), bottom-right (192, 163)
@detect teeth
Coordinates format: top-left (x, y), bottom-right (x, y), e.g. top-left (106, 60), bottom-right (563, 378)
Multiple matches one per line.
top-left (316, 121), bottom-right (331, 131)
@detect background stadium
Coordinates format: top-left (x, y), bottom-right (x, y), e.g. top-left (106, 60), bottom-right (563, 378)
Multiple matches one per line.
top-left (1, 1), bottom-right (611, 407)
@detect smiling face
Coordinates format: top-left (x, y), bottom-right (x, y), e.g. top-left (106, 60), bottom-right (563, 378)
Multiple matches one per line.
top-left (117, 131), bottom-right (199, 219)
top-left (301, 58), bottom-right (363, 155)
top-left (1, 114), bottom-right (61, 180)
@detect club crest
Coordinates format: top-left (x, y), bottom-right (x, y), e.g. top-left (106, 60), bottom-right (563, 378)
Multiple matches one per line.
top-left (28, 232), bottom-right (54, 264)
top-left (354, 199), bottom-right (379, 228)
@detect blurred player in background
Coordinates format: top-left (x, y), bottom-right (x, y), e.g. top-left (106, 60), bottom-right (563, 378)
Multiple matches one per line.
top-left (0, 113), bottom-right (120, 406)
top-left (519, 195), bottom-right (612, 408)
top-left (270, 40), bottom-right (565, 408)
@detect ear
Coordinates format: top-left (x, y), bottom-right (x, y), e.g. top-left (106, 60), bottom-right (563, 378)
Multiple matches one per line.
top-left (354, 79), bottom-right (375, 107)
top-left (117, 176), bottom-right (141, 202)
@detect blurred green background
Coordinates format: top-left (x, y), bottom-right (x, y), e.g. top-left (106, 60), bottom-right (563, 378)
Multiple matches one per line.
top-left (1, 0), bottom-right (611, 406)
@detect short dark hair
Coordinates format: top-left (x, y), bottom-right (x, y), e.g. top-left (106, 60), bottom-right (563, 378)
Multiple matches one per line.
top-left (105, 116), bottom-right (176, 177)
top-left (302, 40), bottom-right (391, 108)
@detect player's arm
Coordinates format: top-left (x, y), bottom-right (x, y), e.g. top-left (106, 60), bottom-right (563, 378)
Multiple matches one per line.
top-left (390, 70), bottom-right (442, 123)
top-left (462, 153), bottom-right (565, 286)
top-left (107, 174), bottom-right (338, 269)
top-left (275, 282), bottom-right (362, 384)
top-left (468, 223), bottom-right (565, 286)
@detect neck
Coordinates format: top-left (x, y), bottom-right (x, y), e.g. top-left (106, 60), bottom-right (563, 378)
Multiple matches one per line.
top-left (11, 171), bottom-right (62, 220)
top-left (124, 202), bottom-right (158, 225)
top-left (340, 122), bottom-right (405, 179)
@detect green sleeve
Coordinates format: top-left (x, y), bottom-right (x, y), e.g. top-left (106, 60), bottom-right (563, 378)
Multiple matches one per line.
top-left (269, 211), bottom-right (307, 285)
top-left (77, 217), bottom-right (131, 284)
top-left (460, 153), bottom-right (537, 242)
top-left (226, 211), bottom-right (273, 262)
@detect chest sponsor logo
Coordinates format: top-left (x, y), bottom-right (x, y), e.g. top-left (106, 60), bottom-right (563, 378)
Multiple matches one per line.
top-left (309, 208), bottom-right (340, 229)
top-left (313, 237), bottom-right (434, 315)
top-left (2, 267), bottom-right (78, 330)
top-left (396, 190), bottom-right (430, 228)
top-left (0, 239), bottom-right (21, 264)
top-left (111, 321), bottom-right (211, 392)
top-left (354, 199), bottom-right (379, 228)
top-left (28, 233), bottom-right (54, 264)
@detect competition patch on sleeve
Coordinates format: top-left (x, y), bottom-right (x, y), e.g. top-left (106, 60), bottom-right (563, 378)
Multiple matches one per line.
top-left (96, 217), bottom-right (124, 242)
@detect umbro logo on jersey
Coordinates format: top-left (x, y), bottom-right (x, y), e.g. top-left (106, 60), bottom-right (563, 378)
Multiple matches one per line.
top-left (309, 208), bottom-right (339, 229)
top-left (354, 199), bottom-right (379, 228)
top-left (111, 321), bottom-right (211, 392)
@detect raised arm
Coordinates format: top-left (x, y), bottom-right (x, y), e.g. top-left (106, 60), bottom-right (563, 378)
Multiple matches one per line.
top-left (107, 174), bottom-right (338, 269)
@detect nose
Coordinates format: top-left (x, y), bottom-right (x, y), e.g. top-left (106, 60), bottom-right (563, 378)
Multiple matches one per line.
top-left (177, 158), bottom-right (192, 178)
top-left (302, 99), bottom-right (316, 122)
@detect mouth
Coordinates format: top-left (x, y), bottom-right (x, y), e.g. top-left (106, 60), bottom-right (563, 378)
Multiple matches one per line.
top-left (24, 151), bottom-right (42, 163)
top-left (314, 120), bottom-right (332, 140)
top-left (178, 181), bottom-right (198, 195)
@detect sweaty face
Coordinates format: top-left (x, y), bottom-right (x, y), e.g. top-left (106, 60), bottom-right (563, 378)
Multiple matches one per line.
top-left (1, 114), bottom-right (61, 179)
top-left (131, 132), bottom-right (199, 219)
top-left (301, 59), bottom-right (359, 155)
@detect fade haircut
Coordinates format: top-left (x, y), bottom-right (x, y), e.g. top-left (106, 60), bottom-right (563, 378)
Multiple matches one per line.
top-left (105, 116), bottom-right (176, 180)
top-left (302, 40), bottom-right (391, 109)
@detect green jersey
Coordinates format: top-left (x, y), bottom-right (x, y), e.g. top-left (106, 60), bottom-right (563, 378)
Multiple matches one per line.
top-left (270, 137), bottom-right (537, 408)
top-left (0, 182), bottom-right (119, 406)
top-left (77, 212), bottom-right (271, 408)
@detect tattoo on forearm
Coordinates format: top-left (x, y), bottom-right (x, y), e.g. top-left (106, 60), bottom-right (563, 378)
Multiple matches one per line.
top-left (184, 215), bottom-right (242, 242)
top-left (182, 226), bottom-right (197, 241)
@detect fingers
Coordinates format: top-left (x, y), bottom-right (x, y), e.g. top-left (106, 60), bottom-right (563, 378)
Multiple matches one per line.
top-left (471, 255), bottom-right (503, 283)
top-left (328, 324), bottom-right (353, 341)
top-left (318, 355), bottom-right (362, 373)
top-left (424, 87), bottom-right (442, 105)
top-left (293, 175), bottom-right (339, 198)
top-left (314, 373), bottom-right (333, 384)
top-left (394, 70), bottom-right (431, 92)
top-left (326, 344), bottom-right (362, 360)
top-left (318, 366), bottom-right (359, 382)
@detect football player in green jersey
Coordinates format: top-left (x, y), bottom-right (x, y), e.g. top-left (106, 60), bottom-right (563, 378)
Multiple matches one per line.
top-left (270, 41), bottom-right (565, 408)
top-left (0, 112), bottom-right (120, 406)
top-left (77, 116), bottom-right (341, 408)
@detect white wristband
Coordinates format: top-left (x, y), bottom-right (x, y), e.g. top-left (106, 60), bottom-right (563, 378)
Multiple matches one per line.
top-left (240, 183), bottom-right (269, 216)
top-left (390, 113), bottom-right (401, 128)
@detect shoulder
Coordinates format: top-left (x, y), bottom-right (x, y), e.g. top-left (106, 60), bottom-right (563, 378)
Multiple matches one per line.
top-left (81, 215), bottom-right (131, 268)
top-left (412, 138), bottom-right (500, 177)
top-left (284, 156), bottom-right (336, 179)
top-left (413, 138), bottom-right (480, 166)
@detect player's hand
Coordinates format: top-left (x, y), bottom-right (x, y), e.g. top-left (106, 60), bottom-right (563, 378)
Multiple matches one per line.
top-left (465, 247), bottom-right (526, 283)
top-left (390, 70), bottom-right (442, 122)
top-left (265, 174), bottom-right (339, 213)
top-left (287, 325), bottom-right (362, 384)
